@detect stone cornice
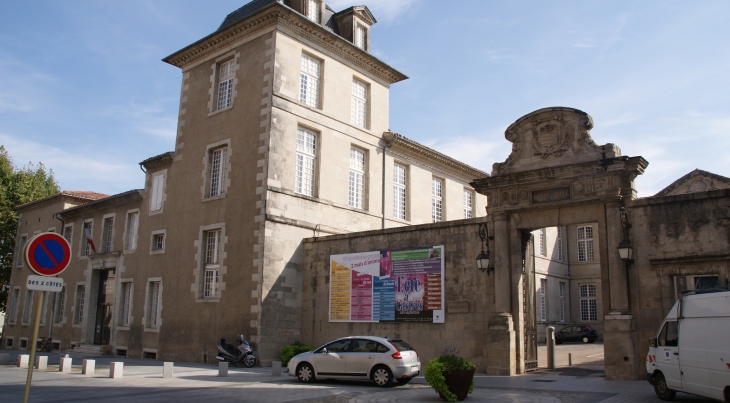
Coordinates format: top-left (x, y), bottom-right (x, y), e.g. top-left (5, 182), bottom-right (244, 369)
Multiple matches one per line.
top-left (384, 132), bottom-right (488, 181)
top-left (140, 152), bottom-right (175, 170)
top-left (162, 3), bottom-right (407, 84)
top-left (58, 190), bottom-right (144, 219)
top-left (649, 253), bottom-right (730, 266)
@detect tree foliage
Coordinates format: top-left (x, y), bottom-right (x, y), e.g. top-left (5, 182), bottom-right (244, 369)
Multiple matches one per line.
top-left (0, 146), bottom-right (60, 312)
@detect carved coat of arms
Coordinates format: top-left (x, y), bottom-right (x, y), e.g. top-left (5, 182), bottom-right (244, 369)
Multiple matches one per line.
top-left (532, 121), bottom-right (569, 159)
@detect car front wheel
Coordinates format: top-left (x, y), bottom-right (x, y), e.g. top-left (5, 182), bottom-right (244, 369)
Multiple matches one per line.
top-left (653, 373), bottom-right (676, 401)
top-left (372, 365), bottom-right (393, 387)
top-left (582, 336), bottom-right (590, 343)
top-left (297, 363), bottom-right (315, 383)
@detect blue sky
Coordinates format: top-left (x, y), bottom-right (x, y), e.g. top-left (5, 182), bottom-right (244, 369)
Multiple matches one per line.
top-left (1, 0), bottom-right (728, 197)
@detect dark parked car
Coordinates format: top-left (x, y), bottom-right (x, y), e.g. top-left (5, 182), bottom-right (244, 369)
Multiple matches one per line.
top-left (555, 325), bottom-right (597, 344)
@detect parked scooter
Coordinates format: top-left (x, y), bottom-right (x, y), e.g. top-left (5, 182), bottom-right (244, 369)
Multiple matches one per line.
top-left (216, 335), bottom-right (256, 367)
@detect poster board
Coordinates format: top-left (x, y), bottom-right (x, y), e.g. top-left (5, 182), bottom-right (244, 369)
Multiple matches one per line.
top-left (329, 246), bottom-right (445, 323)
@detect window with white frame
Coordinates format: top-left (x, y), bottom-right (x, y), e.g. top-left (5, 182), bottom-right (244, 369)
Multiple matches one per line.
top-left (559, 282), bottom-right (565, 322)
top-left (393, 163), bottom-right (407, 220)
top-left (83, 221), bottom-right (93, 256)
top-left (348, 147), bottom-right (365, 209)
top-left (208, 147), bottom-right (228, 198)
top-left (300, 54), bottom-right (321, 108)
top-left (146, 281), bottom-right (161, 328)
top-left (9, 288), bottom-right (20, 323)
top-left (151, 233), bottom-right (165, 252)
top-left (22, 290), bottom-right (34, 324)
top-left (102, 217), bottom-right (114, 253)
top-left (463, 189), bottom-right (473, 219)
top-left (216, 59), bottom-right (235, 110)
top-left (306, 0), bottom-right (319, 23)
top-left (150, 174), bottom-right (164, 211)
top-left (16, 235), bottom-right (27, 266)
top-left (204, 230), bottom-right (221, 298)
top-left (539, 228), bottom-right (547, 256)
top-left (577, 225), bottom-right (595, 262)
top-left (63, 225), bottom-right (73, 246)
top-left (54, 286), bottom-right (66, 324)
top-left (351, 79), bottom-right (367, 128)
top-left (580, 284), bottom-right (598, 321)
top-left (432, 178), bottom-right (443, 223)
top-left (295, 127), bottom-right (317, 196)
top-left (556, 227), bottom-right (563, 261)
top-left (120, 282), bottom-right (132, 326)
top-left (125, 212), bottom-right (138, 251)
top-left (74, 285), bottom-right (85, 324)
top-left (354, 24), bottom-right (366, 50)
top-left (539, 279), bottom-right (546, 322)
top-left (39, 292), bottom-right (48, 325)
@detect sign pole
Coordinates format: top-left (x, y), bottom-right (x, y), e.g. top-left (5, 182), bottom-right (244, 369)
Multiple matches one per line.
top-left (23, 291), bottom-right (45, 403)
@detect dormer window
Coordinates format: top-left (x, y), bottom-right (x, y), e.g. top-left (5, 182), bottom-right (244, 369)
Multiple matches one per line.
top-left (306, 0), bottom-right (319, 23)
top-left (354, 24), bottom-right (366, 50)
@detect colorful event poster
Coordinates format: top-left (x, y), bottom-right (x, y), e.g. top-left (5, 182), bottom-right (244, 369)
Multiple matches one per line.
top-left (329, 246), bottom-right (445, 323)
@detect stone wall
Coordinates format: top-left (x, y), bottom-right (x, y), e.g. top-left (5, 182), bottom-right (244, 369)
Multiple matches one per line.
top-left (301, 218), bottom-right (495, 371)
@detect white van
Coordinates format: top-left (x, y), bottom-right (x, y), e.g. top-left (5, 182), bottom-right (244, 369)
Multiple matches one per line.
top-left (646, 290), bottom-right (730, 401)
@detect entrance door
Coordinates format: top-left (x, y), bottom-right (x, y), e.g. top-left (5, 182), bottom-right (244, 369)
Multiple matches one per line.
top-left (522, 232), bottom-right (538, 372)
top-left (93, 270), bottom-right (113, 345)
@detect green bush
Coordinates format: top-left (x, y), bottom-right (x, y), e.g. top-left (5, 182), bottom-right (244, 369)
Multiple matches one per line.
top-left (281, 341), bottom-right (314, 366)
top-left (424, 354), bottom-right (475, 402)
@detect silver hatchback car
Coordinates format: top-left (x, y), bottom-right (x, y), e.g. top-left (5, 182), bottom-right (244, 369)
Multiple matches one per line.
top-left (287, 336), bottom-right (421, 386)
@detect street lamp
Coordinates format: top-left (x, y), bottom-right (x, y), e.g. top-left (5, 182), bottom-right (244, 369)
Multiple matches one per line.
top-left (476, 223), bottom-right (494, 275)
top-left (618, 207), bottom-right (634, 264)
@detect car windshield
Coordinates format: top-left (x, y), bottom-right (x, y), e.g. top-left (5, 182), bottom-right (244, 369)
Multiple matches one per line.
top-left (388, 339), bottom-right (415, 351)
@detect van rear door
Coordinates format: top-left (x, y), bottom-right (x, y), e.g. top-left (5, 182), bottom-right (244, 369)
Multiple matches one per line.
top-left (655, 320), bottom-right (683, 390)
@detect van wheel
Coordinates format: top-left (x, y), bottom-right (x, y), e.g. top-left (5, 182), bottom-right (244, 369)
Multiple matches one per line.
top-left (653, 373), bottom-right (676, 401)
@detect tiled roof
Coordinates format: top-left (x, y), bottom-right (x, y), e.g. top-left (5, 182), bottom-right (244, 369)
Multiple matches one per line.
top-left (63, 190), bottom-right (110, 201)
top-left (14, 190), bottom-right (109, 210)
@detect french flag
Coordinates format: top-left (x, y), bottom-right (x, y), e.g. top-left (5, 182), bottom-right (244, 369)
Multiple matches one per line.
top-left (82, 216), bottom-right (96, 254)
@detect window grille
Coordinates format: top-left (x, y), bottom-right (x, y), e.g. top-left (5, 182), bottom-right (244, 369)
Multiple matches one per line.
top-left (63, 226), bottom-right (73, 245)
top-left (9, 288), bottom-right (20, 323)
top-left (152, 234), bottom-right (165, 251)
top-left (209, 148), bottom-right (227, 197)
top-left (121, 283), bottom-right (132, 326)
top-left (148, 282), bottom-right (161, 328)
top-left (539, 228), bottom-right (547, 256)
top-left (348, 148), bottom-right (365, 209)
top-left (540, 279), bottom-right (546, 322)
top-left (54, 286), bottom-right (66, 323)
top-left (75, 286), bottom-right (85, 324)
top-left (16, 235), bottom-right (27, 266)
top-left (355, 25), bottom-right (366, 49)
top-left (22, 290), bottom-right (34, 324)
top-left (559, 283), bottom-right (565, 322)
top-left (306, 0), bottom-right (319, 22)
top-left (40, 292), bottom-right (48, 325)
top-left (393, 164), bottom-right (407, 219)
top-left (300, 54), bottom-right (321, 107)
top-left (579, 284), bottom-right (597, 321)
top-left (295, 128), bottom-right (317, 196)
top-left (102, 218), bottom-right (114, 253)
top-left (432, 178), bottom-right (443, 223)
top-left (125, 213), bottom-right (138, 251)
top-left (577, 226), bottom-right (595, 261)
top-left (204, 269), bottom-right (219, 298)
top-left (217, 60), bottom-right (234, 110)
top-left (205, 230), bottom-right (221, 265)
top-left (556, 227), bottom-right (563, 261)
top-left (351, 79), bottom-right (367, 128)
top-left (463, 190), bottom-right (473, 219)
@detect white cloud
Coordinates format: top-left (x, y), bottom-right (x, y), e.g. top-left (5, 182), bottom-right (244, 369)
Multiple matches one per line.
top-left (327, 0), bottom-right (420, 22)
top-left (421, 135), bottom-right (509, 175)
top-left (0, 132), bottom-right (143, 195)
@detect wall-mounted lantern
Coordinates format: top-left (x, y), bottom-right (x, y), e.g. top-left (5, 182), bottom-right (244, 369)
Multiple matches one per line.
top-left (476, 223), bottom-right (494, 275)
top-left (618, 207), bottom-right (634, 264)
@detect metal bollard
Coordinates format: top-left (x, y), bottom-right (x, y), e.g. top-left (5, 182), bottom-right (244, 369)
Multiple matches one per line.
top-left (18, 354), bottom-right (30, 368)
top-left (218, 361), bottom-right (229, 377)
top-left (35, 356), bottom-right (48, 370)
top-left (59, 355), bottom-right (72, 372)
top-left (110, 362), bottom-right (123, 378)
top-left (163, 362), bottom-right (174, 378)
top-left (569, 353), bottom-right (572, 366)
top-left (271, 361), bottom-right (282, 376)
top-left (546, 326), bottom-right (556, 369)
top-left (82, 359), bottom-right (95, 375)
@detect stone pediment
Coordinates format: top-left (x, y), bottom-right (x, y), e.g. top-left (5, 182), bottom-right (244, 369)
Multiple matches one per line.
top-left (492, 107), bottom-right (620, 176)
top-left (654, 169), bottom-right (730, 197)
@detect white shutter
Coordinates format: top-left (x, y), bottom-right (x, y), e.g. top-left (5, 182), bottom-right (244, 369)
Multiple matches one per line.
top-left (151, 175), bottom-right (164, 211)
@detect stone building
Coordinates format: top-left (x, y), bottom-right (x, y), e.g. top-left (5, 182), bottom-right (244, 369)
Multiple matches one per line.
top-left (1, 0), bottom-right (486, 364)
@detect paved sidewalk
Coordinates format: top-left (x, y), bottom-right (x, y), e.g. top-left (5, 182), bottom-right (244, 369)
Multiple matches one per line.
top-left (0, 349), bottom-right (717, 402)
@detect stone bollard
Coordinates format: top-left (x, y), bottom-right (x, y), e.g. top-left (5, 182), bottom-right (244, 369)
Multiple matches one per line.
top-left (18, 354), bottom-right (30, 368)
top-left (162, 362), bottom-right (174, 378)
top-left (110, 362), bottom-right (123, 378)
top-left (271, 361), bottom-right (282, 376)
top-left (59, 355), bottom-right (72, 372)
top-left (546, 327), bottom-right (556, 370)
top-left (82, 359), bottom-right (95, 375)
top-left (0, 353), bottom-right (9, 365)
top-left (218, 361), bottom-right (228, 377)
top-left (35, 356), bottom-right (48, 370)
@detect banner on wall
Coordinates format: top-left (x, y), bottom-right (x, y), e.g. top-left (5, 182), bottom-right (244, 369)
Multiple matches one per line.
top-left (329, 246), bottom-right (445, 323)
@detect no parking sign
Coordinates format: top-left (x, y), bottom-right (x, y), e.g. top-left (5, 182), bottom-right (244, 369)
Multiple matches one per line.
top-left (23, 232), bottom-right (71, 277)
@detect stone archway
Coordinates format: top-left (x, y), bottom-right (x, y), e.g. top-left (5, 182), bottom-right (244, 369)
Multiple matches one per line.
top-left (471, 107), bottom-right (648, 380)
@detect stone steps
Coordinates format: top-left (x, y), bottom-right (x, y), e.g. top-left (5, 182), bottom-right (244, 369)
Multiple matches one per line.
top-left (71, 344), bottom-right (103, 356)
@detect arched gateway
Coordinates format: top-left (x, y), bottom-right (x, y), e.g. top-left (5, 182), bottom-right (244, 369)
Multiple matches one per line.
top-left (471, 107), bottom-right (648, 379)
